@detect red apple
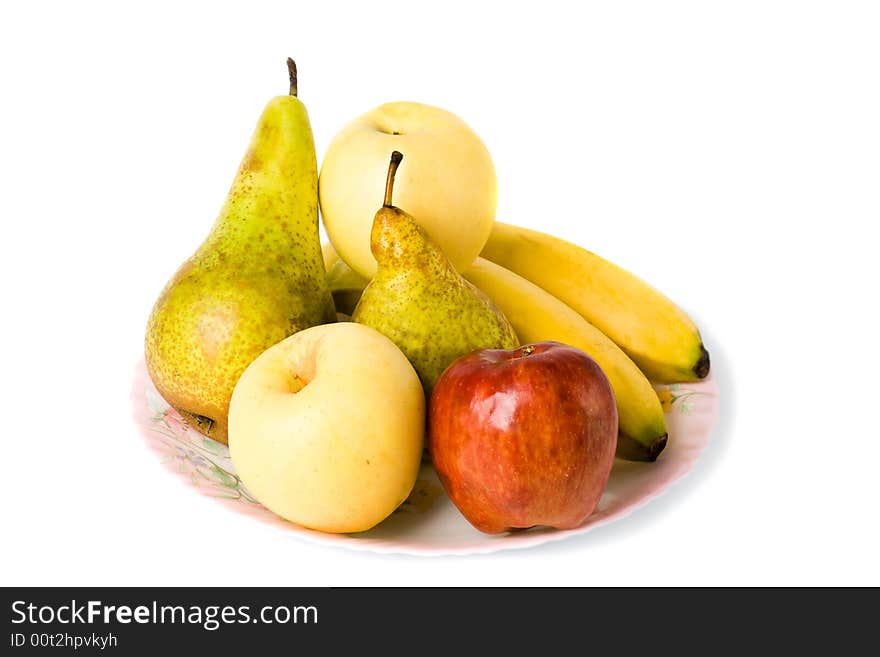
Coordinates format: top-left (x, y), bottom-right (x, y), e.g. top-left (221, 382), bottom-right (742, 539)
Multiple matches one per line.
top-left (428, 341), bottom-right (618, 534)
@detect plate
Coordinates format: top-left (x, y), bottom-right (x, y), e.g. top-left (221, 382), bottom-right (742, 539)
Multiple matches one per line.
top-left (131, 361), bottom-right (719, 556)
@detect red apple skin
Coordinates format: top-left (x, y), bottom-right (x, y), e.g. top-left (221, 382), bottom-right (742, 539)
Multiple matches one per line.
top-left (428, 342), bottom-right (618, 534)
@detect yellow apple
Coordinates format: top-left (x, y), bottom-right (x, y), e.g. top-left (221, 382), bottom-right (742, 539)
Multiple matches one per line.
top-left (319, 101), bottom-right (497, 278)
top-left (228, 322), bottom-right (425, 533)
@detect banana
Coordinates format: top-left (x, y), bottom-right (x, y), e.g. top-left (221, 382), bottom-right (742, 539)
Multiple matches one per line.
top-left (480, 222), bottom-right (710, 383)
top-left (464, 258), bottom-right (668, 461)
top-left (321, 253), bottom-right (668, 461)
top-left (321, 241), bottom-right (340, 271)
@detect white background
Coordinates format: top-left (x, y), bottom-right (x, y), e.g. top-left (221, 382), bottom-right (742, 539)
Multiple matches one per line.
top-left (1, 1), bottom-right (878, 586)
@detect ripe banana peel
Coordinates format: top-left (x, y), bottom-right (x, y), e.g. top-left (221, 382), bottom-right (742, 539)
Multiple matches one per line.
top-left (480, 222), bottom-right (710, 383)
top-left (321, 241), bottom-right (340, 271)
top-left (464, 258), bottom-right (668, 461)
top-left (321, 244), bottom-right (668, 461)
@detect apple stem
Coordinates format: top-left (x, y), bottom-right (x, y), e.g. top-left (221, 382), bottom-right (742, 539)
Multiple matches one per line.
top-left (287, 57), bottom-right (298, 97)
top-left (384, 151), bottom-right (404, 208)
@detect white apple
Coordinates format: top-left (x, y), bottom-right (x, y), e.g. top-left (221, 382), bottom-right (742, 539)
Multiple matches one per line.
top-left (228, 322), bottom-right (425, 533)
top-left (319, 101), bottom-right (497, 278)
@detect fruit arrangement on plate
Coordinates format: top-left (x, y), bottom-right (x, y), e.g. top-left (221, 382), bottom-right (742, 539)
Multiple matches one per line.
top-left (143, 60), bottom-right (711, 537)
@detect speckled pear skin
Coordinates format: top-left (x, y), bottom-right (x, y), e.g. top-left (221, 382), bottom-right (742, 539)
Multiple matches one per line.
top-left (145, 94), bottom-right (336, 444)
top-left (353, 206), bottom-right (519, 395)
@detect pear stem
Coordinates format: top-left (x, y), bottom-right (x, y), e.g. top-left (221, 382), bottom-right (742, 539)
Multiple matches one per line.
top-left (287, 58), bottom-right (298, 97)
top-left (384, 151), bottom-right (404, 208)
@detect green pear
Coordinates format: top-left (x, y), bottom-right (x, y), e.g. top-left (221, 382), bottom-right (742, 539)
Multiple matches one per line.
top-left (352, 151), bottom-right (519, 394)
top-left (145, 59), bottom-right (336, 444)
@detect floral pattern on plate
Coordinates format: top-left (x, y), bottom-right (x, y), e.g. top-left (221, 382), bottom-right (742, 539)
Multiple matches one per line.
top-left (132, 360), bottom-right (719, 555)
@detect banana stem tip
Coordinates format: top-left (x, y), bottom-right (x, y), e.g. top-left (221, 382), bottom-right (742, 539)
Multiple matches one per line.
top-left (694, 345), bottom-right (711, 379)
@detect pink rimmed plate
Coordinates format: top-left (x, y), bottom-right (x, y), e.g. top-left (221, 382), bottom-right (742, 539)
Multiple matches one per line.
top-left (131, 360), bottom-right (718, 556)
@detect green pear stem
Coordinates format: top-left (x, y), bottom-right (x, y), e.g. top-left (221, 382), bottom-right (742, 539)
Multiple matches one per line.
top-left (287, 57), bottom-right (298, 97)
top-left (384, 151), bottom-right (404, 208)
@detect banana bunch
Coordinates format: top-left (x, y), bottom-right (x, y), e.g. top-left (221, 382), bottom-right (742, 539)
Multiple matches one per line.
top-left (481, 223), bottom-right (709, 383)
top-left (321, 222), bottom-right (709, 462)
